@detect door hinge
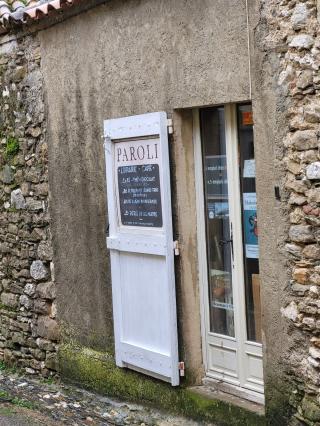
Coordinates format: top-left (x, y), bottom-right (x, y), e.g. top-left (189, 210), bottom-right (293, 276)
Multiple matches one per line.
top-left (167, 118), bottom-right (173, 135)
top-left (178, 361), bottom-right (185, 377)
top-left (173, 240), bottom-right (180, 256)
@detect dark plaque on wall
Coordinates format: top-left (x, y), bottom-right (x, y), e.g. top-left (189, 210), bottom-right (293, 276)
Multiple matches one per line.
top-left (117, 164), bottom-right (163, 227)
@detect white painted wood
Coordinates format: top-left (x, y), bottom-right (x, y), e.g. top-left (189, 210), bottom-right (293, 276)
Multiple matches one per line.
top-left (193, 106), bottom-right (264, 400)
top-left (106, 113), bottom-right (162, 139)
top-left (104, 112), bottom-right (179, 386)
top-left (107, 234), bottom-right (168, 256)
top-left (203, 377), bottom-right (265, 405)
top-left (224, 104), bottom-right (244, 388)
top-left (225, 104), bottom-right (264, 394)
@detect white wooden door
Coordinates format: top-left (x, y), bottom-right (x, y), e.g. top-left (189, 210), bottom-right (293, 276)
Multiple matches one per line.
top-left (104, 112), bottom-right (179, 386)
top-left (194, 105), bottom-right (264, 402)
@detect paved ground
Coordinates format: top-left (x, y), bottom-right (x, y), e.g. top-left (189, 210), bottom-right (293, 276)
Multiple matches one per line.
top-left (0, 369), bottom-right (206, 425)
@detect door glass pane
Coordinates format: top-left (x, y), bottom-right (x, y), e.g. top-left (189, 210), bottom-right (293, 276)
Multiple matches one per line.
top-left (237, 104), bottom-right (261, 343)
top-left (200, 107), bottom-right (234, 337)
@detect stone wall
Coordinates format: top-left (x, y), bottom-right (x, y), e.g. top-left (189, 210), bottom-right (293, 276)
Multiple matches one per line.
top-left (0, 34), bottom-right (58, 376)
top-left (257, 0), bottom-right (320, 423)
top-left (2, 1), bottom-right (320, 423)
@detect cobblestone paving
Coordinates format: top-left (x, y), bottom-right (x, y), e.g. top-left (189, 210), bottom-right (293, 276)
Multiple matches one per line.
top-left (0, 403), bottom-right (60, 425)
top-left (0, 370), bottom-right (207, 425)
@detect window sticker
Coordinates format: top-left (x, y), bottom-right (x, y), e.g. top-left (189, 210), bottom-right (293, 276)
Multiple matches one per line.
top-left (242, 111), bottom-right (253, 126)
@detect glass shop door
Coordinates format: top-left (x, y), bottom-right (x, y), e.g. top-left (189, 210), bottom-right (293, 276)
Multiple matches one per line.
top-left (196, 104), bottom-right (264, 398)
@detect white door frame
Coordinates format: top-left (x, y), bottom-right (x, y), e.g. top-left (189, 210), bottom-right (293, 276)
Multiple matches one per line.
top-left (193, 106), bottom-right (264, 403)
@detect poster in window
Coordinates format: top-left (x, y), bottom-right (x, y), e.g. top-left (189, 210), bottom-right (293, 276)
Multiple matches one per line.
top-left (242, 111), bottom-right (253, 126)
top-left (243, 159), bottom-right (256, 178)
top-left (208, 202), bottom-right (229, 219)
top-left (243, 193), bottom-right (259, 259)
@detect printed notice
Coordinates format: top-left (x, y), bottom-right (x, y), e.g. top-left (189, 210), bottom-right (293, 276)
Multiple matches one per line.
top-left (118, 164), bottom-right (162, 227)
top-left (211, 301), bottom-right (234, 311)
top-left (243, 159), bottom-right (256, 178)
top-left (243, 192), bottom-right (259, 259)
top-left (208, 201), bottom-right (229, 220)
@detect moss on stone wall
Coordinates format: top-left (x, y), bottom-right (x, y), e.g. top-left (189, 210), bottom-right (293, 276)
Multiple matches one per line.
top-left (264, 380), bottom-right (293, 425)
top-left (59, 344), bottom-right (265, 426)
top-left (4, 136), bottom-right (19, 161)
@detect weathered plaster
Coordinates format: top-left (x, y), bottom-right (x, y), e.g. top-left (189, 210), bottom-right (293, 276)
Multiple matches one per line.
top-left (40, 0), bottom-right (253, 366)
top-left (171, 110), bottom-right (203, 384)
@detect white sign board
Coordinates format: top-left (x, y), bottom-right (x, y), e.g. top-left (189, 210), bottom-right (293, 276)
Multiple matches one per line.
top-left (104, 112), bottom-right (179, 386)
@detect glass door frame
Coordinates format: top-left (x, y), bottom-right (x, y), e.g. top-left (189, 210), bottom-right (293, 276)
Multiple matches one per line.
top-left (193, 105), bottom-right (264, 403)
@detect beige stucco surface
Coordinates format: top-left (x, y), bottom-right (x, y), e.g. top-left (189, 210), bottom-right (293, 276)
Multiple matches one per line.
top-left (40, 0), bottom-right (253, 374)
top-left (171, 110), bottom-right (203, 383)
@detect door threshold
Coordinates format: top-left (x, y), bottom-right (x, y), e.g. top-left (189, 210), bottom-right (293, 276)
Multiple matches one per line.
top-left (191, 377), bottom-right (265, 415)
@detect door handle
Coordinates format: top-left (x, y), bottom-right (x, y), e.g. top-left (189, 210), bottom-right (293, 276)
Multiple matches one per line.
top-left (230, 223), bottom-right (234, 260)
top-left (218, 239), bottom-right (233, 246)
top-left (218, 228), bottom-right (234, 260)
top-left (218, 238), bottom-right (234, 260)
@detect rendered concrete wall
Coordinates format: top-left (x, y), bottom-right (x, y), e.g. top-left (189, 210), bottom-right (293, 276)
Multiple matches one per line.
top-left (171, 110), bottom-right (203, 384)
top-left (251, 51), bottom-right (291, 423)
top-left (40, 0), bottom-right (253, 374)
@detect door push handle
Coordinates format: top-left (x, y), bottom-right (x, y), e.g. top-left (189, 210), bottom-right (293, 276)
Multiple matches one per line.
top-left (219, 237), bottom-right (234, 260)
top-left (218, 239), bottom-right (232, 246)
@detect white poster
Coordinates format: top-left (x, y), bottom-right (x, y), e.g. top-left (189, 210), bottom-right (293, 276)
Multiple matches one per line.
top-left (243, 159), bottom-right (256, 178)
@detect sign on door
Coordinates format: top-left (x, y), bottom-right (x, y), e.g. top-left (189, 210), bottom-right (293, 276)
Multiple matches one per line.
top-left (104, 112), bottom-right (180, 386)
top-left (116, 139), bottom-right (162, 227)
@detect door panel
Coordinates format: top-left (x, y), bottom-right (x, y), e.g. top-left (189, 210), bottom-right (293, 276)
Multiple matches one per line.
top-left (245, 350), bottom-right (263, 384)
top-left (120, 252), bottom-right (170, 351)
top-left (104, 112), bottom-right (179, 386)
top-left (200, 107), bottom-right (235, 338)
top-left (207, 337), bottom-right (239, 383)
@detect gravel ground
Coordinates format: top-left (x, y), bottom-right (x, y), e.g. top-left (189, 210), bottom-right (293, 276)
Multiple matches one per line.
top-left (0, 370), bottom-right (207, 426)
